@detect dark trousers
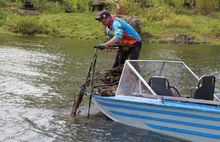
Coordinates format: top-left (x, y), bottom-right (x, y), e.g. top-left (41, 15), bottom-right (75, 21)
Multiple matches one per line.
top-left (113, 41), bottom-right (142, 68)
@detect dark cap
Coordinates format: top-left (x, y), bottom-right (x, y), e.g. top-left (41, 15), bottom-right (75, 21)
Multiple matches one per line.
top-left (95, 10), bottom-right (111, 20)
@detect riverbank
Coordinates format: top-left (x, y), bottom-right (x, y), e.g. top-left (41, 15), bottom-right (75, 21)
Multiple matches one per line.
top-left (1, 7), bottom-right (220, 45)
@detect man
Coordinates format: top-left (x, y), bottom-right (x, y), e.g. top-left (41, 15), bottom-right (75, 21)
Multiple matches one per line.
top-left (94, 10), bottom-right (142, 68)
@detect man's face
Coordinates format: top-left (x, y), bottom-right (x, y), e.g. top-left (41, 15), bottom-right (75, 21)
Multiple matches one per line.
top-left (99, 16), bottom-right (111, 26)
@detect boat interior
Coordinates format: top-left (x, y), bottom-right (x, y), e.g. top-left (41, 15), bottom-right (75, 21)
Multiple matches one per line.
top-left (116, 60), bottom-right (220, 105)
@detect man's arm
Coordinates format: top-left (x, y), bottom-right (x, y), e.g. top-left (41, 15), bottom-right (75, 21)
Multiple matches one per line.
top-left (104, 37), bottom-right (119, 47)
top-left (104, 20), bottom-right (123, 48)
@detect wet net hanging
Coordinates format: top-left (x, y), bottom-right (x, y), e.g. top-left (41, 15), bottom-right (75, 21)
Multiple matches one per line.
top-left (116, 60), bottom-right (199, 97)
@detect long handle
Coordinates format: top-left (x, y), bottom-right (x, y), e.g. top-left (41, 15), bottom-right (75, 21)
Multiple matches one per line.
top-left (87, 48), bottom-right (97, 119)
top-left (71, 49), bottom-right (97, 118)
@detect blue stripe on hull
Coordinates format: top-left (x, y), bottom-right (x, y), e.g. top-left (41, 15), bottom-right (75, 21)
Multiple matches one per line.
top-left (94, 95), bottom-right (220, 113)
top-left (147, 124), bottom-right (220, 140)
top-left (110, 110), bottom-right (220, 140)
top-left (98, 101), bottom-right (220, 122)
top-left (110, 110), bottom-right (220, 131)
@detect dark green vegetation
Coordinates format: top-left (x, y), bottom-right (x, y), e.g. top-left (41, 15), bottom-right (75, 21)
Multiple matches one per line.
top-left (0, 0), bottom-right (220, 44)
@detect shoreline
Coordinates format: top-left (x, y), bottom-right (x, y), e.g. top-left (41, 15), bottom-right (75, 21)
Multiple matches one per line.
top-left (1, 28), bottom-right (219, 46)
top-left (1, 2), bottom-right (219, 46)
top-left (0, 27), bottom-right (220, 46)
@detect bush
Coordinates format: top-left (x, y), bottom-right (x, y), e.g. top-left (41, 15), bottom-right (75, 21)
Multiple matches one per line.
top-left (16, 0), bottom-right (62, 13)
top-left (206, 20), bottom-right (220, 37)
top-left (0, 9), bottom-right (7, 26)
top-left (34, 0), bottom-right (63, 13)
top-left (38, 17), bottom-right (60, 36)
top-left (196, 0), bottom-right (217, 15)
top-left (5, 16), bottom-right (41, 35)
top-left (0, 0), bottom-right (9, 8)
top-left (5, 16), bottom-right (59, 36)
top-left (62, 0), bottom-right (90, 13)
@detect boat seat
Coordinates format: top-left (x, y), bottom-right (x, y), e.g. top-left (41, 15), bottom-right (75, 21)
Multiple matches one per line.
top-left (149, 76), bottom-right (180, 97)
top-left (192, 75), bottom-right (215, 100)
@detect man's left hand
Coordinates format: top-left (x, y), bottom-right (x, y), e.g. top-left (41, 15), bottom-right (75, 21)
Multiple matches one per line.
top-left (94, 44), bottom-right (105, 50)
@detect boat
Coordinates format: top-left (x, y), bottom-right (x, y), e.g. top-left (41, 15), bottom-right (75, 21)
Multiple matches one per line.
top-left (90, 60), bottom-right (220, 142)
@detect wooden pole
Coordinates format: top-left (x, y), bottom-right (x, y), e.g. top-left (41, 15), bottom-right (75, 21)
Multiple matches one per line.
top-left (71, 49), bottom-right (97, 118)
top-left (87, 49), bottom-right (97, 119)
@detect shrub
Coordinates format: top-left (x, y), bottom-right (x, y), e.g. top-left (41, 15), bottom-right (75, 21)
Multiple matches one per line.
top-left (0, 0), bottom-right (9, 8)
top-left (205, 20), bottom-right (220, 37)
top-left (5, 16), bottom-right (59, 36)
top-left (196, 0), bottom-right (217, 15)
top-left (5, 16), bottom-right (41, 35)
top-left (62, 0), bottom-right (90, 13)
top-left (0, 9), bottom-right (7, 26)
top-left (16, 0), bottom-right (62, 13)
top-left (38, 17), bottom-right (60, 36)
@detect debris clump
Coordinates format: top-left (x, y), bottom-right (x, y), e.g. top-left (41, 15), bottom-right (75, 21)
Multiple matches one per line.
top-left (94, 65), bottom-right (123, 96)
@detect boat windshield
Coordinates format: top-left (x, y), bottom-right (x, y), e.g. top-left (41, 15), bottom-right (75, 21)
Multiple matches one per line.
top-left (116, 60), bottom-right (199, 97)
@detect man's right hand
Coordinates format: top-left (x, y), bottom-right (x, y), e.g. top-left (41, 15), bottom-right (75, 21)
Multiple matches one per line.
top-left (94, 44), bottom-right (105, 50)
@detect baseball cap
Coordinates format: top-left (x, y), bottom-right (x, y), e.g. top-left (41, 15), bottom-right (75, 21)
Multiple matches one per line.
top-left (95, 10), bottom-right (111, 20)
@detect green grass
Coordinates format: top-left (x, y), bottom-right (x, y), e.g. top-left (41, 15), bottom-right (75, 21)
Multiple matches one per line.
top-left (1, 2), bottom-right (220, 45)
top-left (38, 13), bottom-right (102, 39)
top-left (5, 12), bottom-right (103, 39)
top-left (138, 6), bottom-right (220, 44)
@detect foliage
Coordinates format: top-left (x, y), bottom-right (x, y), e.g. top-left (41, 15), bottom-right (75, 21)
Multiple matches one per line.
top-left (5, 16), bottom-right (59, 36)
top-left (144, 5), bottom-right (174, 21)
top-left (0, 0), bottom-right (10, 7)
top-left (140, 4), bottom-right (220, 39)
top-left (0, 9), bottom-right (7, 26)
top-left (196, 0), bottom-right (219, 15)
top-left (5, 16), bottom-right (41, 35)
top-left (62, 0), bottom-right (91, 13)
top-left (174, 7), bottom-right (194, 15)
top-left (205, 20), bottom-right (220, 37)
top-left (37, 1), bottom-right (62, 13)
top-left (161, 15), bottom-right (194, 28)
top-left (5, 13), bottom-right (102, 38)
top-left (117, 0), bottom-right (220, 16)
top-left (37, 13), bottom-right (102, 39)
top-left (0, 0), bottom-right (220, 43)
top-left (16, 0), bottom-right (63, 13)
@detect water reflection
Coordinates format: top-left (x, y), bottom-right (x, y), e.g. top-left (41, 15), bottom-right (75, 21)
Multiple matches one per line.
top-left (0, 34), bottom-right (219, 141)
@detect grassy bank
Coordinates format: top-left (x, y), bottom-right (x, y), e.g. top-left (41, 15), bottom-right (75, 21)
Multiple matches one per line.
top-left (139, 6), bottom-right (220, 45)
top-left (4, 12), bottom-right (102, 39)
top-left (0, 1), bottom-right (220, 45)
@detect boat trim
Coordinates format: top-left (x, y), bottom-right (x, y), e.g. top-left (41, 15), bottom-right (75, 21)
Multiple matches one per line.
top-left (94, 95), bottom-right (220, 113)
top-left (147, 123), bottom-right (220, 140)
top-left (110, 110), bottom-right (220, 130)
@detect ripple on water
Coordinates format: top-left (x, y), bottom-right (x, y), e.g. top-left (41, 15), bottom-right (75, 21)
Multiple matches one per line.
top-left (0, 47), bottom-right (66, 141)
top-left (0, 43), bottom-right (190, 142)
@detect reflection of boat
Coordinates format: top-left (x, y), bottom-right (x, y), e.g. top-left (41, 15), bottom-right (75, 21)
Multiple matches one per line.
top-left (91, 60), bottom-right (220, 142)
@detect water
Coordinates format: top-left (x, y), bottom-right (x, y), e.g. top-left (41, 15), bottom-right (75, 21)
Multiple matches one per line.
top-left (0, 33), bottom-right (219, 141)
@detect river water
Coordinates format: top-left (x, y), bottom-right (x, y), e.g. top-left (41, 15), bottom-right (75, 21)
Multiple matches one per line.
top-left (0, 33), bottom-right (219, 142)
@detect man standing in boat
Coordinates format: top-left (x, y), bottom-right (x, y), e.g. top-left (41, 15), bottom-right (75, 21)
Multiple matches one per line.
top-left (94, 10), bottom-right (142, 68)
